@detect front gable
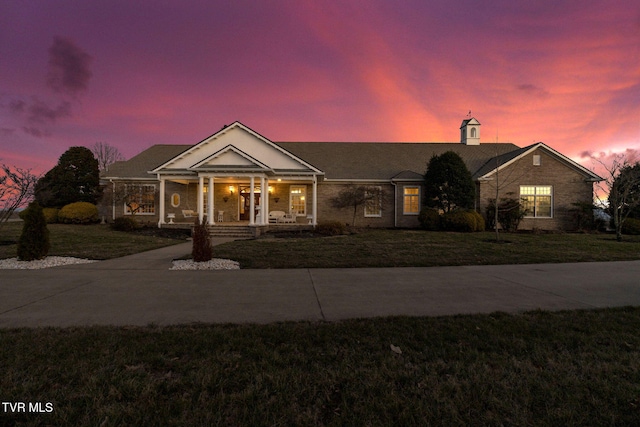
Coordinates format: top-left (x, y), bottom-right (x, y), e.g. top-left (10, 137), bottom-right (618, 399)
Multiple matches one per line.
top-left (191, 145), bottom-right (271, 172)
top-left (151, 122), bottom-right (322, 176)
top-left (477, 142), bottom-right (602, 182)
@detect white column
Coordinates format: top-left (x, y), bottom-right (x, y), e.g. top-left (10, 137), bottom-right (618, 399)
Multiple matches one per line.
top-left (259, 176), bottom-right (266, 225)
top-left (208, 176), bottom-right (215, 225)
top-left (198, 176), bottom-right (204, 224)
top-left (158, 177), bottom-right (166, 228)
top-left (264, 177), bottom-right (270, 225)
top-left (312, 175), bottom-right (318, 226)
top-left (249, 176), bottom-right (255, 225)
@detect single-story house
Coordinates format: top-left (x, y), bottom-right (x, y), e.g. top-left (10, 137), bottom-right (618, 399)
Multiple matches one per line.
top-left (99, 118), bottom-right (602, 232)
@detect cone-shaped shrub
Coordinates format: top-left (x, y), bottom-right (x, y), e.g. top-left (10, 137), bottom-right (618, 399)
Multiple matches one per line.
top-left (192, 216), bottom-right (212, 262)
top-left (17, 202), bottom-right (50, 261)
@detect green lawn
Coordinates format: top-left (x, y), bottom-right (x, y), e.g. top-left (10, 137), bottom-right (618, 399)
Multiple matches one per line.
top-left (2, 308), bottom-right (639, 426)
top-left (214, 229), bottom-right (640, 268)
top-left (0, 222), bottom-right (188, 260)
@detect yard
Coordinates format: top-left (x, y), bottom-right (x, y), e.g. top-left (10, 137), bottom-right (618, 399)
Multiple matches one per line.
top-left (214, 229), bottom-right (640, 268)
top-left (2, 223), bottom-right (640, 425)
top-left (1, 308), bottom-right (639, 426)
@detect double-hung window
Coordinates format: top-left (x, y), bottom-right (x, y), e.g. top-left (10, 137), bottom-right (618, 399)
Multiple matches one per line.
top-left (125, 184), bottom-right (156, 215)
top-left (520, 186), bottom-right (552, 218)
top-left (364, 186), bottom-right (382, 217)
top-left (403, 186), bottom-right (420, 215)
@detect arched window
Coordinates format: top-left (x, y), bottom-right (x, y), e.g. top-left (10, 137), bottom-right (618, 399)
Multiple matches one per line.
top-left (470, 127), bottom-right (477, 138)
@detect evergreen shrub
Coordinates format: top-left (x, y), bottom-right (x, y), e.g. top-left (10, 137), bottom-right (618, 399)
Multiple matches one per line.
top-left (441, 210), bottom-right (476, 232)
top-left (17, 202), bottom-right (50, 261)
top-left (58, 202), bottom-right (99, 224)
top-left (315, 221), bottom-right (347, 236)
top-left (192, 216), bottom-right (212, 262)
top-left (622, 218), bottom-right (640, 235)
top-left (418, 208), bottom-right (440, 230)
top-left (42, 208), bottom-right (59, 224)
top-left (112, 217), bottom-right (140, 232)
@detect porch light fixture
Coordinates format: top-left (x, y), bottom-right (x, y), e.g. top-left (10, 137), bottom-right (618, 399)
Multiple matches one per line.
top-left (269, 186), bottom-right (274, 194)
top-left (224, 185), bottom-right (235, 202)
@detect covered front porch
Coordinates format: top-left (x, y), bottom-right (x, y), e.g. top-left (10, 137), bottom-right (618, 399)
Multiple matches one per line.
top-left (157, 174), bottom-right (319, 228)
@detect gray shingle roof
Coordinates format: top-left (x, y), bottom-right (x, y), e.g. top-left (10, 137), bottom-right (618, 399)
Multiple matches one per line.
top-left (275, 142), bottom-right (520, 180)
top-left (103, 141), bottom-right (522, 181)
top-left (102, 145), bottom-right (190, 179)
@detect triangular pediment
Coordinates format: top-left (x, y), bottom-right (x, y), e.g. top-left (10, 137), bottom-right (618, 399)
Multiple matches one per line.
top-left (191, 145), bottom-right (271, 171)
top-left (151, 122), bottom-right (322, 175)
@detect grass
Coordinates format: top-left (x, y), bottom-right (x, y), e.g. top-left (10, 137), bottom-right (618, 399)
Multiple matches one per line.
top-left (1, 308), bottom-right (639, 426)
top-left (214, 229), bottom-right (640, 268)
top-left (0, 222), bottom-right (188, 260)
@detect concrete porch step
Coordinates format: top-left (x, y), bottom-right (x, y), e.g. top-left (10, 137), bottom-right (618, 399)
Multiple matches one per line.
top-left (207, 225), bottom-right (254, 238)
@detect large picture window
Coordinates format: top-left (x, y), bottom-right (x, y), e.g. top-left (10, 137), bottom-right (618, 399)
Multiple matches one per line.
top-left (125, 184), bottom-right (156, 215)
top-left (403, 186), bottom-right (420, 215)
top-left (520, 186), bottom-right (552, 218)
top-left (364, 186), bottom-right (382, 217)
top-left (290, 185), bottom-right (306, 216)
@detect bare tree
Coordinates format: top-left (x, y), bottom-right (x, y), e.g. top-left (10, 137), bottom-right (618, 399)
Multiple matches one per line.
top-left (0, 164), bottom-right (40, 227)
top-left (92, 142), bottom-right (125, 172)
top-left (589, 152), bottom-right (640, 241)
top-left (330, 185), bottom-right (384, 227)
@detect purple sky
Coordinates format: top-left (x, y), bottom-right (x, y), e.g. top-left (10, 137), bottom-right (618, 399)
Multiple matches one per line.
top-left (1, 0), bottom-right (639, 175)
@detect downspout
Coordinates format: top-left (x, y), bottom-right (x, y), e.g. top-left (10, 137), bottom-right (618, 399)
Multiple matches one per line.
top-left (110, 179), bottom-right (116, 221)
top-left (391, 181), bottom-right (398, 228)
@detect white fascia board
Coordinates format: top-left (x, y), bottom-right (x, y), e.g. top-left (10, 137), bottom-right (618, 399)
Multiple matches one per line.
top-left (479, 142), bottom-right (603, 181)
top-left (323, 178), bottom-right (391, 183)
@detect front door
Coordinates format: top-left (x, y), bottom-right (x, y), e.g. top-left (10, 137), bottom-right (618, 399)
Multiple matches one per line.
top-left (240, 187), bottom-right (260, 220)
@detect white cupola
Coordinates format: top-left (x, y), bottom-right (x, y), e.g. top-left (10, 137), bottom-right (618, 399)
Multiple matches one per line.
top-left (460, 117), bottom-right (480, 145)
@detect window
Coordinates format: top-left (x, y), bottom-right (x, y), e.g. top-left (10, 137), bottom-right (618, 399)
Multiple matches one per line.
top-left (171, 193), bottom-right (180, 207)
top-left (364, 187), bottom-right (382, 217)
top-left (125, 184), bottom-right (156, 215)
top-left (470, 127), bottom-right (477, 138)
top-left (520, 186), bottom-right (552, 218)
top-left (533, 155), bottom-right (541, 166)
top-left (290, 185), bottom-right (306, 216)
top-left (403, 186), bottom-right (420, 215)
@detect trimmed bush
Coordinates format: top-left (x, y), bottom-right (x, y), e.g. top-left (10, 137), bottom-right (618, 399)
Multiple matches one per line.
top-left (112, 217), bottom-right (140, 232)
top-left (622, 218), bottom-right (640, 235)
top-left (467, 210), bottom-right (485, 232)
top-left (315, 221), bottom-right (347, 236)
top-left (42, 208), bottom-right (59, 224)
top-left (58, 202), bottom-right (99, 224)
top-left (192, 216), bottom-right (213, 262)
top-left (418, 208), bottom-right (440, 230)
top-left (17, 202), bottom-right (50, 261)
top-left (441, 210), bottom-right (476, 232)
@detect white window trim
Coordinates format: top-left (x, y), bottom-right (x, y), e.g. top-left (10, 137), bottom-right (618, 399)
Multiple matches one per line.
top-left (124, 184), bottom-right (156, 215)
top-left (520, 185), bottom-right (553, 218)
top-left (290, 185), bottom-right (307, 216)
top-left (364, 186), bottom-right (382, 218)
top-left (533, 155), bottom-right (541, 166)
top-left (403, 186), bottom-right (420, 215)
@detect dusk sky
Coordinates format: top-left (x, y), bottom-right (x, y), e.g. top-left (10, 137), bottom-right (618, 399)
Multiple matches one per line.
top-left (1, 1), bottom-right (639, 175)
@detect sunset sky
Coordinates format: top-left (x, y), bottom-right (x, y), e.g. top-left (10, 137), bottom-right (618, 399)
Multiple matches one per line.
top-left (1, 0), bottom-right (639, 175)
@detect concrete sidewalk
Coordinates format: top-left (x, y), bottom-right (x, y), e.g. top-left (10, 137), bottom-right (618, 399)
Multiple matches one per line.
top-left (1, 242), bottom-right (640, 327)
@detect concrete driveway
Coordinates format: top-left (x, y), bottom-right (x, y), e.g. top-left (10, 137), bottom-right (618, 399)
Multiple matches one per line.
top-left (1, 242), bottom-right (639, 327)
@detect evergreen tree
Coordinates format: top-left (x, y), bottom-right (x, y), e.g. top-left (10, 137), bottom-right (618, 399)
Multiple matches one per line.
top-left (424, 151), bottom-right (475, 212)
top-left (35, 146), bottom-right (102, 208)
top-left (192, 216), bottom-right (213, 262)
top-left (17, 202), bottom-right (50, 261)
